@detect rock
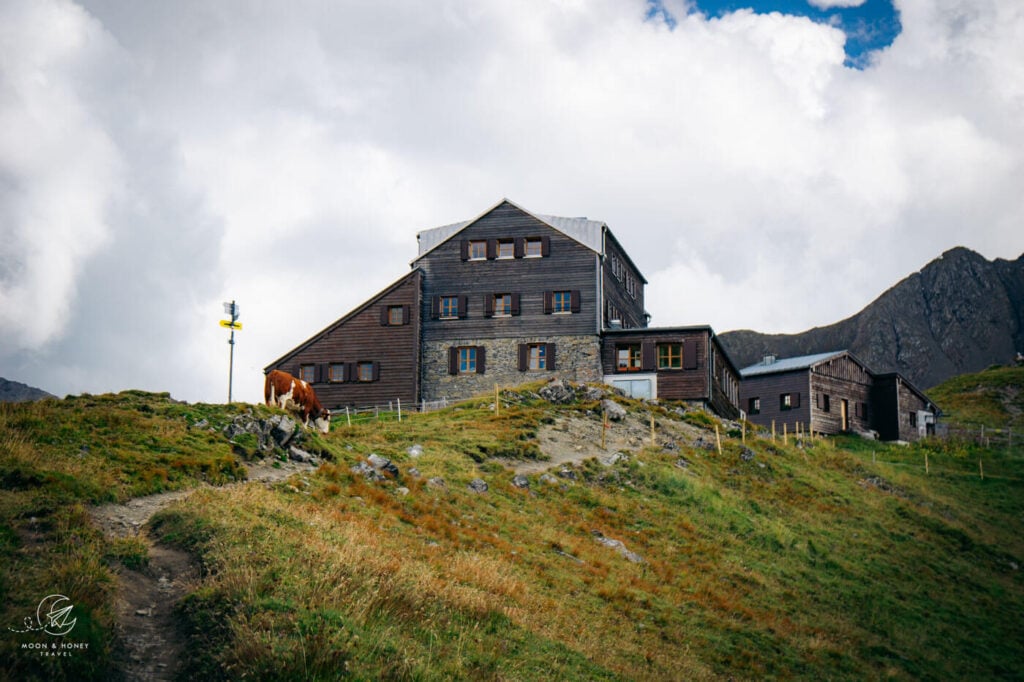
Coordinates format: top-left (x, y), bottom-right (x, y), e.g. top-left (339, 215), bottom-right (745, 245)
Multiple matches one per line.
top-left (427, 477), bottom-right (447, 490)
top-left (591, 530), bottom-right (644, 563)
top-left (511, 474), bottom-right (530, 489)
top-left (289, 446), bottom-right (317, 464)
top-left (190, 419), bottom-right (209, 430)
top-left (539, 473), bottom-right (559, 485)
top-left (675, 457), bottom-right (690, 469)
top-left (600, 452), bottom-right (628, 466)
top-left (602, 399), bottom-right (627, 422)
top-left (693, 437), bottom-right (715, 451)
top-left (539, 379), bottom-right (576, 404)
top-left (350, 462), bottom-right (384, 482)
top-left (467, 478), bottom-right (488, 493)
top-left (367, 453), bottom-right (400, 479)
top-left (582, 385), bottom-right (605, 401)
top-left (739, 447), bottom-right (755, 462)
top-left (396, 487), bottom-right (410, 497)
top-left (662, 440), bottom-right (679, 452)
top-left (407, 444), bottom-right (424, 458)
top-left (557, 467), bottom-right (577, 480)
top-left (269, 415), bottom-right (297, 447)
top-left (408, 467), bottom-right (421, 478)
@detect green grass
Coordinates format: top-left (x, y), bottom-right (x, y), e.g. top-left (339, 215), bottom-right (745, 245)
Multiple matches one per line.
top-left (2, 380), bottom-right (1023, 679)
top-left (928, 364), bottom-right (1024, 430)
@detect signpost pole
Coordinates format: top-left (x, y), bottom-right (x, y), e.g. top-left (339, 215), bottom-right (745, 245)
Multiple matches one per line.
top-left (223, 300), bottom-right (240, 403)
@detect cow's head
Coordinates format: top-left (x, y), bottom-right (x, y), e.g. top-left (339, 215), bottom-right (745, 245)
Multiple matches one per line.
top-left (313, 408), bottom-right (331, 434)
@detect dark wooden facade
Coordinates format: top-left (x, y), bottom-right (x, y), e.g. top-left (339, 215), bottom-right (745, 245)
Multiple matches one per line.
top-left (600, 327), bottom-right (741, 417)
top-left (739, 369), bottom-right (811, 433)
top-left (601, 231), bottom-right (647, 331)
top-left (872, 374), bottom-right (939, 442)
top-left (808, 354), bottom-right (874, 435)
top-left (264, 270), bottom-right (421, 409)
top-left (415, 201), bottom-right (601, 343)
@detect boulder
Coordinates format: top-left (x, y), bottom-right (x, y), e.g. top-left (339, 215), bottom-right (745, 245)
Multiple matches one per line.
top-left (350, 461), bottom-right (384, 482)
top-left (467, 478), bottom-right (489, 494)
top-left (602, 399), bottom-right (627, 422)
top-left (511, 474), bottom-right (530, 489)
top-left (407, 444), bottom-right (424, 458)
top-left (288, 446), bottom-right (317, 464)
top-left (268, 415), bottom-right (297, 447)
top-left (739, 447), bottom-right (755, 462)
top-left (539, 473), bottom-right (559, 485)
top-left (426, 477), bottom-right (447, 490)
top-left (591, 530), bottom-right (644, 563)
top-left (539, 379), bottom-right (576, 404)
top-left (600, 452), bottom-right (628, 467)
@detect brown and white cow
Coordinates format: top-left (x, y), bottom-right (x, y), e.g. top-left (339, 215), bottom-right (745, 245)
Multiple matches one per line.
top-left (264, 369), bottom-right (331, 434)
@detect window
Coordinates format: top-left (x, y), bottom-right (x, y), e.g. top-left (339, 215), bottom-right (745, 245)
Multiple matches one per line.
top-left (909, 411), bottom-right (918, 427)
top-left (524, 238), bottom-right (543, 257)
top-left (658, 343), bottom-right (682, 369)
top-left (299, 365), bottom-right (316, 383)
top-left (459, 347), bottom-right (477, 373)
top-left (617, 344), bottom-right (642, 372)
top-left (440, 296), bottom-right (459, 319)
top-left (329, 363), bottom-right (346, 383)
top-left (493, 293), bottom-right (512, 316)
top-left (357, 362), bottom-right (375, 382)
top-left (781, 393), bottom-right (793, 411)
top-left (748, 397), bottom-right (761, 415)
top-left (553, 291), bottom-right (571, 313)
top-left (528, 344), bottom-right (547, 370)
top-left (388, 305), bottom-right (404, 326)
top-left (468, 240), bottom-right (487, 260)
top-left (822, 394), bottom-right (831, 413)
top-left (497, 240), bottom-right (514, 259)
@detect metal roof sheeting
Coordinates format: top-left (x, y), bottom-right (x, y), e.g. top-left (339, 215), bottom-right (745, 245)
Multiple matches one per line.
top-left (739, 350), bottom-right (847, 377)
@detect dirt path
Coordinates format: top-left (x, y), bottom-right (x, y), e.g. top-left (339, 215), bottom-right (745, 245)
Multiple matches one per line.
top-left (504, 411), bottom-right (706, 475)
top-left (92, 458), bottom-right (318, 681)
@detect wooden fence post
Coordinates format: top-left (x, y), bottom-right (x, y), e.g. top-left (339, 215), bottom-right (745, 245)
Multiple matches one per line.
top-left (715, 424), bottom-right (723, 455)
top-left (346, 406), bottom-right (351, 427)
top-left (601, 409), bottom-right (608, 450)
top-left (741, 420), bottom-right (746, 444)
top-left (925, 450), bottom-right (929, 474)
top-left (397, 398), bottom-right (402, 422)
top-left (772, 420), bottom-right (776, 442)
top-left (650, 412), bottom-right (656, 446)
top-left (783, 422), bottom-right (788, 446)
top-left (979, 459), bottom-right (985, 480)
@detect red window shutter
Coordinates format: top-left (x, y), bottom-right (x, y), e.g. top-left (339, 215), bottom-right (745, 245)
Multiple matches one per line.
top-left (683, 340), bottom-right (698, 370)
top-left (486, 239), bottom-right (498, 260)
top-left (371, 362), bottom-right (380, 382)
top-left (514, 238), bottom-right (525, 258)
top-left (460, 240), bottom-right (470, 261)
top-left (518, 344), bottom-right (528, 371)
top-left (476, 346), bottom-right (486, 374)
top-left (431, 295), bottom-right (441, 319)
top-left (458, 294), bottom-right (468, 318)
top-left (543, 291), bottom-right (554, 314)
top-left (546, 343), bottom-right (557, 371)
top-left (402, 305), bottom-right (411, 325)
top-left (641, 343), bottom-right (656, 372)
top-left (448, 348), bottom-right (459, 375)
top-left (483, 294), bottom-right (494, 318)
top-left (541, 236), bottom-right (551, 256)
top-left (570, 290), bottom-right (581, 314)
top-left (511, 293), bottom-right (521, 316)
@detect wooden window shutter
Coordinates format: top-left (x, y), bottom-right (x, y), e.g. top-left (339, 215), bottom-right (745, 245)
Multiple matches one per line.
top-left (543, 291), bottom-right (554, 314)
top-left (518, 344), bottom-right (528, 371)
top-left (402, 305), bottom-right (411, 325)
top-left (448, 348), bottom-right (459, 375)
top-left (541, 236), bottom-right (551, 256)
top-left (476, 346), bottom-right (486, 374)
top-left (683, 340), bottom-right (698, 370)
top-left (347, 363), bottom-right (358, 382)
top-left (546, 343), bottom-right (557, 371)
top-left (486, 239), bottom-right (498, 260)
top-left (380, 305), bottom-right (390, 326)
top-left (511, 293), bottom-right (521, 316)
top-left (371, 362), bottom-right (380, 382)
top-left (460, 240), bottom-right (470, 261)
top-left (641, 343), bottom-right (656, 372)
top-left (431, 295), bottom-right (441, 319)
top-left (793, 392), bottom-right (801, 408)
top-left (816, 393), bottom-right (822, 409)
top-left (457, 294), bottom-right (468, 318)
top-left (483, 294), bottom-right (494, 318)
top-left (514, 238), bottom-right (525, 258)
top-left (570, 290), bottom-right (581, 314)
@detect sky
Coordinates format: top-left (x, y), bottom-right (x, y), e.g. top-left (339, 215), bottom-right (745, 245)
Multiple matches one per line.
top-left (1, 0), bottom-right (1022, 405)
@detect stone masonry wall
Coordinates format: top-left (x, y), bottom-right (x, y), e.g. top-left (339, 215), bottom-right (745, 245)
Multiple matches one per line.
top-left (421, 335), bottom-right (603, 402)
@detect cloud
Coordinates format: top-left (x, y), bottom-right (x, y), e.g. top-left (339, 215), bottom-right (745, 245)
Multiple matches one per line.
top-left (0, 0), bottom-right (1021, 404)
top-left (807, 0), bottom-right (868, 9)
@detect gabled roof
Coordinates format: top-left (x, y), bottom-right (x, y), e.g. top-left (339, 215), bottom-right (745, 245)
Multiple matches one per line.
top-left (413, 197), bottom-right (620, 268)
top-left (740, 350), bottom-right (850, 377)
top-left (263, 269), bottom-right (420, 372)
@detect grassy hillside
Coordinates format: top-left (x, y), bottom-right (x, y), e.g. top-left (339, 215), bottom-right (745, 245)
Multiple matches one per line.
top-left (928, 364), bottom-right (1024, 431)
top-left (2, 382), bottom-right (1022, 680)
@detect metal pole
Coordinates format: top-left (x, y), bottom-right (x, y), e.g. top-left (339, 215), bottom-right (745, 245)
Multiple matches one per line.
top-left (228, 329), bottom-right (235, 403)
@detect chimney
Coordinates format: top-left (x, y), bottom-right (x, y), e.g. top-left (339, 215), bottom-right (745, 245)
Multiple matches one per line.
top-left (762, 353), bottom-right (776, 365)
top-left (609, 319), bottom-right (623, 329)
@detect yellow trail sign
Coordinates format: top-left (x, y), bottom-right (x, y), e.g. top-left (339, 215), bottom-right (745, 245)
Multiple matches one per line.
top-left (219, 320), bottom-right (242, 330)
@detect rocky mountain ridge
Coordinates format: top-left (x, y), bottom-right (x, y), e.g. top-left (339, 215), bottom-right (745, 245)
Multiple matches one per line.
top-left (719, 247), bottom-right (1024, 388)
top-left (0, 377), bottom-right (55, 402)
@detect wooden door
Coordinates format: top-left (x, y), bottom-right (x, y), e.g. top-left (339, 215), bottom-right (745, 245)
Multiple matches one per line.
top-left (841, 399), bottom-right (849, 431)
